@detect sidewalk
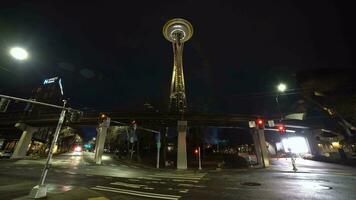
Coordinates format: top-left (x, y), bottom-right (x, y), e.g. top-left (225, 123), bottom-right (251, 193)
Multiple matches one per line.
top-left (15, 187), bottom-right (113, 200)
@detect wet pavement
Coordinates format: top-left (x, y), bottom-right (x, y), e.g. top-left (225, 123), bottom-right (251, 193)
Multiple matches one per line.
top-left (0, 154), bottom-right (355, 200)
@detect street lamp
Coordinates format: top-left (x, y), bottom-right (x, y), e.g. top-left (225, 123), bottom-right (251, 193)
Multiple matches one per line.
top-left (276, 83), bottom-right (287, 121)
top-left (277, 83), bottom-right (287, 93)
top-left (275, 83), bottom-right (297, 171)
top-left (9, 47), bottom-right (29, 60)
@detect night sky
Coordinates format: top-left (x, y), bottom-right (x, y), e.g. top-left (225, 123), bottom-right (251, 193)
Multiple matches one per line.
top-left (1, 1), bottom-right (355, 115)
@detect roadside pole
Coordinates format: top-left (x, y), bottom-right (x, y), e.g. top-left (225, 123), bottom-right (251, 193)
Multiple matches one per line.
top-left (198, 146), bottom-right (202, 170)
top-left (29, 100), bottom-right (67, 199)
top-left (0, 94), bottom-right (81, 199)
top-left (156, 133), bottom-right (161, 169)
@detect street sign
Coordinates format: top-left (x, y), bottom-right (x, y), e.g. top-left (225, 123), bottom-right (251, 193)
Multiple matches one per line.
top-left (268, 120), bottom-right (275, 127)
top-left (248, 121), bottom-right (256, 128)
top-left (43, 77), bottom-right (59, 85)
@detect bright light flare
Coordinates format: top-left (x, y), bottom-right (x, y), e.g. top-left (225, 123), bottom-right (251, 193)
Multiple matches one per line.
top-left (277, 83), bottom-right (287, 92)
top-left (282, 137), bottom-right (309, 154)
top-left (9, 47), bottom-right (29, 60)
top-left (74, 146), bottom-right (82, 152)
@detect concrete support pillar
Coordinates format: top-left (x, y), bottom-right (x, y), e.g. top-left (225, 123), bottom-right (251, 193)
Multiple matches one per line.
top-left (258, 128), bottom-right (270, 167)
top-left (177, 121), bottom-right (187, 170)
top-left (251, 128), bottom-right (269, 167)
top-left (11, 123), bottom-right (38, 159)
top-left (307, 130), bottom-right (320, 156)
top-left (251, 129), bottom-right (263, 166)
top-left (94, 118), bottom-right (110, 164)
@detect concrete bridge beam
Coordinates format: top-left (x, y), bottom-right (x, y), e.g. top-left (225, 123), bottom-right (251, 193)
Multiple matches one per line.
top-left (11, 123), bottom-right (38, 159)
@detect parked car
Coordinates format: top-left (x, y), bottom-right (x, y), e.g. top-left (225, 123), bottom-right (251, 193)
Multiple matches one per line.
top-left (0, 150), bottom-right (13, 158)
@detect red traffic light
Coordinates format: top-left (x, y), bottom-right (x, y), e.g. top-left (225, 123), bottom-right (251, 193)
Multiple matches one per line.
top-left (277, 124), bottom-right (286, 133)
top-left (256, 119), bottom-right (264, 129)
top-left (98, 113), bottom-right (108, 123)
top-left (194, 149), bottom-right (199, 154)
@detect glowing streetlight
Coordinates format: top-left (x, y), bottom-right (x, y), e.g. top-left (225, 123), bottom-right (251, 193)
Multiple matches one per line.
top-left (9, 47), bottom-right (29, 60)
top-left (275, 83), bottom-right (287, 121)
top-left (277, 83), bottom-right (287, 93)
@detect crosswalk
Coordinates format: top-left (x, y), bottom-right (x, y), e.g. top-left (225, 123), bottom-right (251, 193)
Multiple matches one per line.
top-left (91, 172), bottom-right (207, 199)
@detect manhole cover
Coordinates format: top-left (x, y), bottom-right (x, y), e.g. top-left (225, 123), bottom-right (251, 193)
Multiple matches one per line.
top-left (241, 182), bottom-right (261, 186)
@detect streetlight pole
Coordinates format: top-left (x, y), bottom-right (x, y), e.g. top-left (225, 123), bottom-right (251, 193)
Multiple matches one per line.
top-left (275, 83), bottom-right (297, 172)
top-left (29, 100), bottom-right (67, 199)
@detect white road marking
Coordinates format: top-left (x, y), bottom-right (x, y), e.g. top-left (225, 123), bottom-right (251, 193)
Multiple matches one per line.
top-left (137, 177), bottom-right (162, 181)
top-left (172, 179), bottom-right (198, 183)
top-left (178, 183), bottom-right (206, 188)
top-left (92, 186), bottom-right (180, 200)
top-left (110, 182), bottom-right (146, 189)
top-left (179, 189), bottom-right (189, 193)
top-left (147, 174), bottom-right (204, 180)
top-left (142, 186), bottom-right (155, 190)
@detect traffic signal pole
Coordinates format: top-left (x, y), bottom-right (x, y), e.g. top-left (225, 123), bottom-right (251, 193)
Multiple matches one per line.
top-left (0, 94), bottom-right (79, 112)
top-left (0, 94), bottom-right (82, 198)
top-left (29, 100), bottom-right (67, 199)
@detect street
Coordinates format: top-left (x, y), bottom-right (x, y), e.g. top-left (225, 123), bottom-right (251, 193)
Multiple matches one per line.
top-left (0, 153), bottom-right (355, 200)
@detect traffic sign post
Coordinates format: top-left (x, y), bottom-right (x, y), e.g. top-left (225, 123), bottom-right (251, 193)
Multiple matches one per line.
top-left (156, 133), bottom-right (161, 169)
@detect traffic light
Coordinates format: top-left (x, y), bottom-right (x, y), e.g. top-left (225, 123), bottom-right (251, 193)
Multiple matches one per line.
top-left (277, 124), bottom-right (286, 133)
top-left (0, 98), bottom-right (11, 113)
top-left (98, 113), bottom-right (108, 124)
top-left (194, 149), bottom-right (199, 154)
top-left (256, 119), bottom-right (264, 129)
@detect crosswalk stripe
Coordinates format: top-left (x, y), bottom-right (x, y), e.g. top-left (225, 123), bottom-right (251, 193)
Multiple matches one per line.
top-left (147, 175), bottom-right (202, 180)
top-left (172, 179), bottom-right (198, 183)
top-left (91, 186), bottom-right (180, 200)
top-left (137, 176), bottom-right (162, 181)
top-left (110, 182), bottom-right (146, 189)
top-left (178, 183), bottom-right (206, 188)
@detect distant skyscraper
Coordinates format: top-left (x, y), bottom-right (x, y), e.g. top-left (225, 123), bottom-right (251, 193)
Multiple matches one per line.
top-left (28, 77), bottom-right (64, 114)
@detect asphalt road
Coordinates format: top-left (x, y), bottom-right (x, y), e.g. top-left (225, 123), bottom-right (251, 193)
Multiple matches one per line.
top-left (0, 153), bottom-right (355, 200)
